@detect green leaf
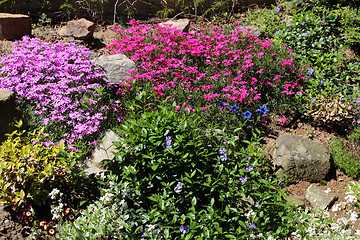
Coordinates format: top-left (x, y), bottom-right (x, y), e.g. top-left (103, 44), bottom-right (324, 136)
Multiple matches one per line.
top-left (191, 196), bottom-right (197, 206)
top-left (185, 233), bottom-right (193, 240)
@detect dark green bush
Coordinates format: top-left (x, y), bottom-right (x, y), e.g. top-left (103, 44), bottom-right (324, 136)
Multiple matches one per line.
top-left (104, 104), bottom-right (296, 239)
top-left (331, 127), bottom-right (360, 178)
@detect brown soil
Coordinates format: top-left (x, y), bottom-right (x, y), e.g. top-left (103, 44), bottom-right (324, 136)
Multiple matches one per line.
top-left (0, 18), bottom-right (358, 238)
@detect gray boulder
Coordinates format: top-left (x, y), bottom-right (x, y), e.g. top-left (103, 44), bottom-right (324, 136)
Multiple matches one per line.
top-left (92, 54), bottom-right (136, 84)
top-left (159, 19), bottom-right (190, 32)
top-left (83, 129), bottom-right (120, 175)
top-left (305, 184), bottom-right (337, 209)
top-left (286, 194), bottom-right (305, 208)
top-left (58, 18), bottom-right (95, 40)
top-left (0, 89), bottom-right (20, 143)
top-left (272, 135), bottom-right (331, 182)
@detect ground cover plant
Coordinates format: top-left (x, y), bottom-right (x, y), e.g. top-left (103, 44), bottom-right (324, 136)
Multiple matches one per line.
top-left (245, 4), bottom-right (360, 128)
top-left (106, 19), bottom-right (309, 135)
top-left (1, 1), bottom-right (360, 239)
top-left (0, 36), bottom-right (121, 153)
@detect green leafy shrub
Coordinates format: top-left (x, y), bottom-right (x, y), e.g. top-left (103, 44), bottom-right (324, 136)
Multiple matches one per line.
top-left (330, 126), bottom-right (360, 178)
top-left (261, 7), bottom-right (343, 70)
top-left (0, 121), bottom-right (77, 208)
top-left (102, 105), bottom-right (296, 239)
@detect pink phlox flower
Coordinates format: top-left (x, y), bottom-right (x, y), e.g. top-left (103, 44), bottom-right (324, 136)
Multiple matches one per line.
top-left (43, 141), bottom-right (54, 147)
top-left (256, 69), bottom-right (264, 74)
top-left (274, 75), bottom-right (283, 82)
top-left (184, 106), bottom-right (195, 112)
top-left (253, 93), bottom-right (261, 100)
top-left (244, 54), bottom-right (252, 59)
top-left (221, 85), bottom-right (232, 92)
top-left (256, 52), bottom-right (264, 58)
top-left (251, 77), bottom-right (258, 85)
top-left (201, 85), bottom-right (213, 91)
top-left (280, 117), bottom-right (286, 126)
top-left (281, 58), bottom-right (294, 67)
top-left (196, 73), bottom-right (207, 80)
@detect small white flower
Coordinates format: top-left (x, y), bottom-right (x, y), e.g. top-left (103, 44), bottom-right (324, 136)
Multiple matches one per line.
top-left (345, 192), bottom-right (358, 204)
top-left (355, 229), bottom-right (360, 235)
top-left (147, 224), bottom-right (156, 231)
top-left (306, 227), bottom-right (316, 236)
top-left (99, 192), bottom-right (113, 203)
top-left (330, 223), bottom-right (340, 232)
top-left (245, 210), bottom-right (256, 218)
top-left (331, 203), bottom-right (342, 212)
top-left (324, 188), bottom-right (332, 194)
top-left (349, 210), bottom-right (358, 223)
top-left (49, 188), bottom-right (61, 200)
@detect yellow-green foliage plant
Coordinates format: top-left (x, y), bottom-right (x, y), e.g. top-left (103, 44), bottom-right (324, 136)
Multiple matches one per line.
top-left (0, 120), bottom-right (77, 208)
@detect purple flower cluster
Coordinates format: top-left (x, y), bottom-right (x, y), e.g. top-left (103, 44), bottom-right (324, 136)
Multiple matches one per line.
top-left (219, 147), bottom-right (228, 161)
top-left (0, 36), bottom-right (120, 145)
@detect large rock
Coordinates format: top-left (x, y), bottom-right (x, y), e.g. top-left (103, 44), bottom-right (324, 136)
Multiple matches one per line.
top-left (305, 184), bottom-right (337, 209)
top-left (92, 54), bottom-right (136, 84)
top-left (160, 19), bottom-right (190, 32)
top-left (58, 18), bottom-right (95, 40)
top-left (272, 135), bottom-right (331, 182)
top-left (0, 13), bottom-right (31, 40)
top-left (83, 129), bottom-right (120, 175)
top-left (0, 89), bottom-right (20, 143)
top-left (286, 194), bottom-right (305, 208)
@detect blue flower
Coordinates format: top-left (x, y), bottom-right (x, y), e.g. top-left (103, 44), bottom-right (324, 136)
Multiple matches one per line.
top-left (302, 32), bottom-right (308, 36)
top-left (219, 102), bottom-right (227, 109)
top-left (220, 153), bottom-right (228, 161)
top-left (164, 136), bottom-right (172, 149)
top-left (247, 223), bottom-right (256, 229)
top-left (306, 17), bottom-right (310, 20)
top-left (281, 18), bottom-right (286, 22)
top-left (219, 147), bottom-right (227, 155)
top-left (239, 176), bottom-right (247, 183)
top-left (246, 165), bottom-right (253, 171)
top-left (287, 22), bottom-right (291, 26)
top-left (175, 182), bottom-right (183, 191)
top-left (243, 111), bottom-right (252, 119)
top-left (275, 30), bottom-right (280, 35)
top-left (301, 21), bottom-right (305, 25)
top-left (180, 225), bottom-right (189, 234)
top-left (256, 106), bottom-right (268, 117)
top-left (230, 104), bottom-right (238, 113)
top-left (275, 7), bottom-right (280, 11)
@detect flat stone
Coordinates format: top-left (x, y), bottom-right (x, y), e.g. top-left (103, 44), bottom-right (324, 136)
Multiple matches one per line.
top-left (305, 184), bottom-right (337, 209)
top-left (160, 19), bottom-right (190, 32)
top-left (92, 54), bottom-right (136, 84)
top-left (58, 18), bottom-right (95, 40)
top-left (272, 135), bottom-right (331, 182)
top-left (83, 129), bottom-right (120, 175)
top-left (0, 13), bottom-right (31, 40)
top-left (236, 25), bottom-right (262, 37)
top-left (286, 194), bottom-right (305, 208)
